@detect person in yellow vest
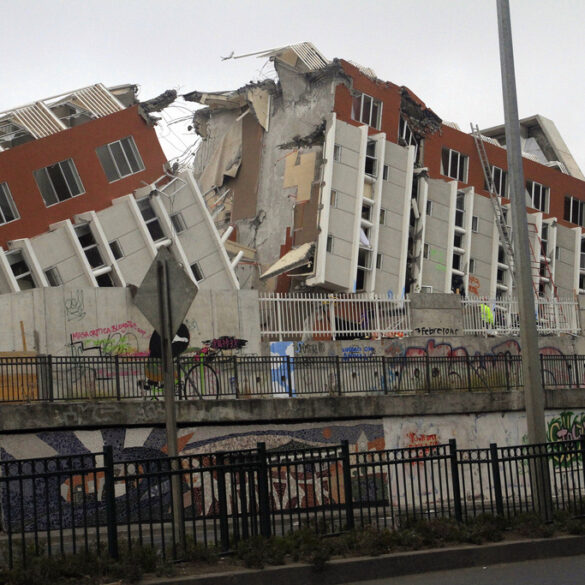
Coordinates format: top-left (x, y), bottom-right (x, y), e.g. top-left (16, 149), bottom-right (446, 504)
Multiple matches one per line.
top-left (480, 302), bottom-right (495, 333)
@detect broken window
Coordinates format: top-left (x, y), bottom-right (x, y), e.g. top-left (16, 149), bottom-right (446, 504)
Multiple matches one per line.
top-left (564, 195), bottom-right (585, 227)
top-left (379, 209), bottom-right (386, 225)
top-left (44, 266), bottom-right (62, 287)
top-left (441, 148), bottom-right (468, 182)
top-left (471, 216), bottom-right (478, 233)
top-left (34, 158), bottom-right (84, 206)
top-left (469, 258), bottom-right (475, 274)
top-left (333, 144), bottom-right (342, 162)
top-left (455, 192), bottom-right (465, 227)
top-left (0, 183), bottom-right (19, 225)
top-left (96, 136), bottom-right (144, 182)
top-left (383, 164), bottom-right (390, 181)
top-left (376, 253), bottom-right (382, 269)
top-left (6, 250), bottom-right (35, 290)
top-left (96, 272), bottom-right (115, 287)
top-left (326, 235), bottom-right (333, 253)
top-left (137, 198), bottom-right (165, 242)
top-left (351, 92), bottom-right (382, 129)
top-left (75, 224), bottom-right (106, 269)
top-left (526, 180), bottom-right (549, 213)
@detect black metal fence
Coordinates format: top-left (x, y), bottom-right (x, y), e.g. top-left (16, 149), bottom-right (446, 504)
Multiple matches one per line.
top-left (2, 439), bottom-right (585, 568)
top-left (0, 353), bottom-right (583, 402)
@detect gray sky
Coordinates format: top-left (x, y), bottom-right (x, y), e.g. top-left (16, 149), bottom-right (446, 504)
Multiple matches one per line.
top-left (1, 0), bottom-right (584, 171)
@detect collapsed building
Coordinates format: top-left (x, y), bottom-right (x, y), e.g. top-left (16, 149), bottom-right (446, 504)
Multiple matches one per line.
top-left (0, 84), bottom-right (239, 293)
top-left (187, 42), bottom-right (585, 300)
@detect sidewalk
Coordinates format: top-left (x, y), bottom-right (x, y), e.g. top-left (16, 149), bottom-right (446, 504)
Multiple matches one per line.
top-left (142, 534), bottom-right (585, 585)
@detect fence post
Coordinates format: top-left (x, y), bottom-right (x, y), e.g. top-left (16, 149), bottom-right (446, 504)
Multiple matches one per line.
top-left (466, 354), bottom-right (472, 391)
top-left (504, 354), bottom-right (510, 392)
top-left (336, 356), bottom-right (342, 396)
top-left (256, 442), bottom-right (271, 538)
top-left (286, 355), bottom-right (293, 398)
top-left (329, 299), bottom-right (337, 341)
top-left (580, 439), bottom-right (585, 500)
top-left (103, 445), bottom-right (119, 560)
top-left (216, 452), bottom-right (230, 552)
top-left (340, 440), bottom-right (355, 530)
top-left (489, 443), bottom-right (504, 517)
top-left (47, 355), bottom-right (54, 401)
top-left (448, 439), bottom-right (463, 522)
top-left (381, 356), bottom-right (388, 395)
top-left (425, 355), bottom-right (431, 391)
top-left (115, 355), bottom-right (121, 401)
top-left (539, 354), bottom-right (545, 389)
top-left (233, 356), bottom-right (239, 399)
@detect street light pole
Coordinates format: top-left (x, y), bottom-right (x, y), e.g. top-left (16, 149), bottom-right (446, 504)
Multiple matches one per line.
top-left (496, 0), bottom-right (551, 519)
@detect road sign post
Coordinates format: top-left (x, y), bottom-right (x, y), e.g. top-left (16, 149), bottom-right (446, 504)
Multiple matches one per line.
top-left (134, 248), bottom-right (198, 550)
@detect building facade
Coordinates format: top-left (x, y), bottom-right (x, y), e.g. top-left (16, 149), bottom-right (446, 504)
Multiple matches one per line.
top-left (0, 85), bottom-right (239, 293)
top-left (189, 43), bottom-right (585, 301)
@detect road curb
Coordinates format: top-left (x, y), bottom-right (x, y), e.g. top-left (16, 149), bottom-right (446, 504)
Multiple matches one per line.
top-left (143, 534), bottom-right (585, 585)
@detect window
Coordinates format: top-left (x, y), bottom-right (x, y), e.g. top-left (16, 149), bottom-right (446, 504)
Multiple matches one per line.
top-left (190, 262), bottom-right (204, 281)
top-left (6, 250), bottom-right (35, 290)
top-left (351, 92), bottom-right (382, 129)
top-left (326, 235), bottom-right (333, 253)
top-left (455, 191), bottom-right (465, 227)
top-left (423, 243), bottom-right (430, 258)
top-left (426, 201), bottom-right (433, 216)
top-left (365, 140), bottom-right (377, 177)
top-left (379, 209), bottom-right (386, 225)
top-left (555, 247), bottom-right (561, 261)
top-left (333, 144), bottom-right (342, 162)
top-left (361, 204), bottom-right (372, 221)
top-left (471, 216), bottom-right (479, 233)
top-left (96, 136), bottom-right (144, 182)
top-left (0, 183), bottom-right (19, 225)
top-left (34, 159), bottom-right (84, 206)
top-left (376, 253), bottom-right (382, 270)
top-left (564, 195), bottom-right (585, 227)
top-left (137, 198), bottom-right (165, 242)
top-left (170, 212), bottom-right (187, 233)
top-left (96, 273), bottom-right (114, 287)
top-left (382, 164), bottom-right (390, 181)
top-left (75, 224), bottom-right (105, 269)
top-left (109, 240), bottom-right (124, 260)
top-left (330, 190), bottom-right (337, 208)
top-left (469, 258), bottom-right (475, 274)
top-left (45, 267), bottom-right (62, 287)
top-left (487, 166), bottom-right (508, 197)
top-left (441, 148), bottom-right (468, 182)
top-left (526, 181), bottom-right (549, 213)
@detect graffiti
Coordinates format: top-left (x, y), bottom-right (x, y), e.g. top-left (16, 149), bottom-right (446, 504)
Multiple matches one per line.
top-left (468, 276), bottom-right (480, 295)
top-left (413, 327), bottom-right (458, 336)
top-left (295, 341), bottom-right (328, 356)
top-left (0, 422), bottom-right (385, 530)
top-left (184, 318), bottom-right (200, 334)
top-left (342, 346), bottom-right (376, 361)
top-left (71, 321), bottom-right (147, 342)
top-left (405, 432), bottom-right (440, 465)
top-left (546, 411), bottom-right (585, 468)
top-left (430, 249), bottom-right (446, 272)
top-left (64, 290), bottom-right (86, 322)
top-left (202, 336), bottom-right (248, 352)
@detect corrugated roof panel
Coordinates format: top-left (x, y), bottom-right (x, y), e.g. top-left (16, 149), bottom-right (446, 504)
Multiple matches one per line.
top-left (290, 42), bottom-right (328, 70)
top-left (11, 104), bottom-right (64, 138)
top-left (72, 84), bottom-right (124, 117)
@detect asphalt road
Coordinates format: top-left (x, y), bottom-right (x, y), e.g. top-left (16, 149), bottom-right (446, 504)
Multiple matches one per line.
top-left (345, 554), bottom-right (585, 585)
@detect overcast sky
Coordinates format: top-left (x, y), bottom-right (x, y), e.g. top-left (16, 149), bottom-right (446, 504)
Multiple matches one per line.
top-left (1, 0), bottom-right (584, 171)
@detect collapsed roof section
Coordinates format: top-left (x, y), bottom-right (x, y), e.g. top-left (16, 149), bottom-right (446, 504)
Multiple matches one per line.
top-left (480, 115), bottom-right (584, 180)
top-left (0, 84), bottom-right (137, 152)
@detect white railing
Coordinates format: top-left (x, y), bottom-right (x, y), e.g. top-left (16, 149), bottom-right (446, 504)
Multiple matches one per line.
top-left (259, 293), bottom-right (411, 340)
top-left (462, 296), bottom-right (581, 336)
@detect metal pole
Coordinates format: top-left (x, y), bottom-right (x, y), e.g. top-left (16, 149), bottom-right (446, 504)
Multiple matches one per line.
top-left (497, 0), bottom-right (552, 519)
top-left (158, 260), bottom-right (185, 549)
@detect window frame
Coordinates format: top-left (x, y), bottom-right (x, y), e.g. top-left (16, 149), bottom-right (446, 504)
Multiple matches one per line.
top-left (33, 158), bottom-right (85, 207)
top-left (351, 92), bottom-right (382, 130)
top-left (96, 136), bottom-right (145, 183)
top-left (137, 197), bottom-right (166, 242)
top-left (44, 266), bottom-right (63, 287)
top-left (564, 195), bottom-right (585, 227)
top-left (6, 250), bottom-right (36, 290)
top-left (441, 148), bottom-right (468, 182)
top-left (170, 212), bottom-right (187, 233)
top-left (190, 262), bottom-right (204, 282)
top-left (526, 180), bottom-right (549, 213)
top-left (0, 182), bottom-right (19, 225)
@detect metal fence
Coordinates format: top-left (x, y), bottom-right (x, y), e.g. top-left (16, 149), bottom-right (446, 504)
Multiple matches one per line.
top-left (259, 293), bottom-right (411, 340)
top-left (462, 296), bottom-right (581, 336)
top-left (0, 353), bottom-right (583, 402)
top-left (2, 438), bottom-right (585, 568)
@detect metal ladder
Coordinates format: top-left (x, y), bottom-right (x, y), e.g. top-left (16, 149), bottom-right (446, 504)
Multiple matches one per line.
top-left (470, 123), bottom-right (516, 289)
